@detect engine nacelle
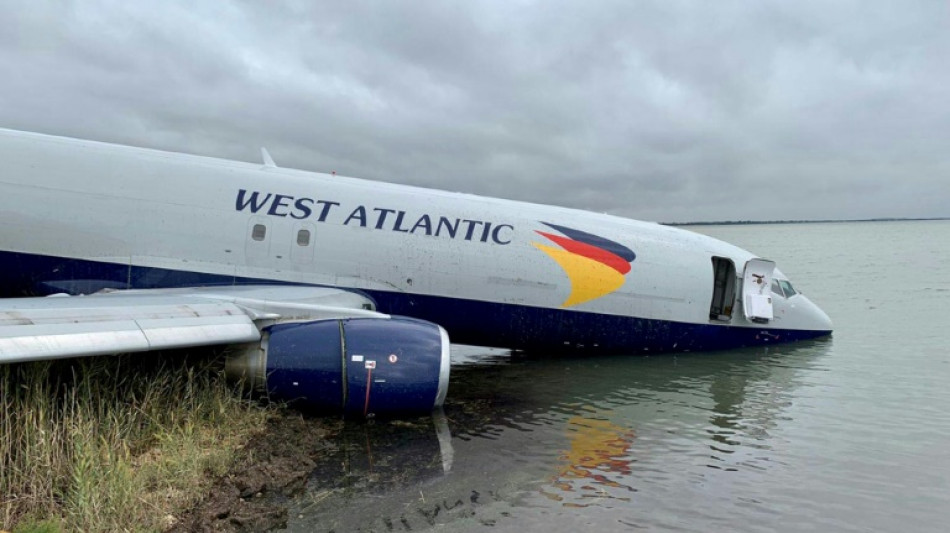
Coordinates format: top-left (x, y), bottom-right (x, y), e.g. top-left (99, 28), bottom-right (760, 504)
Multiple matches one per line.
top-left (225, 317), bottom-right (450, 418)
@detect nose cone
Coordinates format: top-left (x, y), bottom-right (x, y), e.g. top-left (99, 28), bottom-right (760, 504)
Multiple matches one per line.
top-left (800, 294), bottom-right (833, 335)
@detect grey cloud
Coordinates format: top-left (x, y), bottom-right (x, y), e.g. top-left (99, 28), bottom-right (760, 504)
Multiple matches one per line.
top-left (0, 0), bottom-right (946, 222)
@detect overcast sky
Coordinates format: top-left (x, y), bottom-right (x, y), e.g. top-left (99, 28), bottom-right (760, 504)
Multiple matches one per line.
top-left (1, 1), bottom-right (947, 222)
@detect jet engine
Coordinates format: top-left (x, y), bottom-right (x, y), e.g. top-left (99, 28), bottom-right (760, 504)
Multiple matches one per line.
top-left (225, 317), bottom-right (450, 418)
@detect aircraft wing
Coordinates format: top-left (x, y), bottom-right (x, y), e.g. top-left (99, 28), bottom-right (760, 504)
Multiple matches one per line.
top-left (0, 285), bottom-right (384, 364)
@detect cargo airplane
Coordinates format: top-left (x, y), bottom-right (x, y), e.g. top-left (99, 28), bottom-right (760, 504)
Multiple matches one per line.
top-left (0, 129), bottom-right (832, 417)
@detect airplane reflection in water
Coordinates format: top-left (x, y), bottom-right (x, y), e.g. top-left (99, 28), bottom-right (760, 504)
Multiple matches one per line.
top-left (542, 416), bottom-right (637, 507)
top-left (286, 340), bottom-right (830, 530)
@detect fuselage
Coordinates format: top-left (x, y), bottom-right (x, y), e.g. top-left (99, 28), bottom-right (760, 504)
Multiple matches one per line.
top-left (0, 129), bottom-right (831, 353)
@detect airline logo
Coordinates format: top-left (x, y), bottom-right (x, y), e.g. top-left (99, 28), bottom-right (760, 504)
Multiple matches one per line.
top-left (235, 189), bottom-right (514, 245)
top-left (533, 222), bottom-right (636, 308)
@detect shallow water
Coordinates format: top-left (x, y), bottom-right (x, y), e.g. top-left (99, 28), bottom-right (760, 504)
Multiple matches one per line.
top-left (287, 221), bottom-right (950, 532)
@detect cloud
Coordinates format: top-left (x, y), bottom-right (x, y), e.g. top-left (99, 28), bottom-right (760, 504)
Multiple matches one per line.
top-left (0, 0), bottom-right (946, 222)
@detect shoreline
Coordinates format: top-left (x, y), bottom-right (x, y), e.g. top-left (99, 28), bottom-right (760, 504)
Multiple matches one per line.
top-left (1, 355), bottom-right (336, 533)
top-left (168, 411), bottom-right (342, 532)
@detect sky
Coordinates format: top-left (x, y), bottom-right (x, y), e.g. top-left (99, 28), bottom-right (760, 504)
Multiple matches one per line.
top-left (1, 1), bottom-right (947, 223)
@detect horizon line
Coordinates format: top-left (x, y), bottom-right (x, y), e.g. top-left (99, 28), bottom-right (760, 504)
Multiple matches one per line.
top-left (663, 216), bottom-right (950, 226)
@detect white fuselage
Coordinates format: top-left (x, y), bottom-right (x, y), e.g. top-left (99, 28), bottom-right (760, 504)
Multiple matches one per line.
top-left (0, 129), bottom-right (832, 353)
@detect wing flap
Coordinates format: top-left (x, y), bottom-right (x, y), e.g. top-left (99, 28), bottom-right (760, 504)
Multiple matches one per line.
top-left (137, 318), bottom-right (260, 350)
top-left (0, 285), bottom-right (384, 365)
top-left (0, 323), bottom-right (148, 363)
top-left (0, 300), bottom-right (260, 364)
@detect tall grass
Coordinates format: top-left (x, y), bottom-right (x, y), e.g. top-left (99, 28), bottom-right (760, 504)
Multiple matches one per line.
top-left (0, 352), bottom-right (272, 532)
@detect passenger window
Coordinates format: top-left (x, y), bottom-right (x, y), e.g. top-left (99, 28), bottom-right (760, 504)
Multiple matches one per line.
top-left (251, 224), bottom-right (266, 241)
top-left (778, 280), bottom-right (797, 297)
top-left (297, 229), bottom-right (311, 246)
top-left (771, 279), bottom-right (784, 297)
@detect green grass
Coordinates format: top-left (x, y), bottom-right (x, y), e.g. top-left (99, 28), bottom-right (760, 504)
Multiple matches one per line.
top-left (0, 352), bottom-right (273, 532)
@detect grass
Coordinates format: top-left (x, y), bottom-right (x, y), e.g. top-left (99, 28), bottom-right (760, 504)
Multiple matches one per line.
top-left (0, 351), bottom-right (273, 532)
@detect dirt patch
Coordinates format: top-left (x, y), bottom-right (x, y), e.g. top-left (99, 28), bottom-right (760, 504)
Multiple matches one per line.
top-left (168, 411), bottom-right (342, 533)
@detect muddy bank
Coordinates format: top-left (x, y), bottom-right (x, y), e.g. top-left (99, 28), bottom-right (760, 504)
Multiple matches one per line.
top-left (168, 411), bottom-right (343, 533)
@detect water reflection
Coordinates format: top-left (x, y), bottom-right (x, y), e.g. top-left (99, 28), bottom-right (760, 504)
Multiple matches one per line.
top-left (300, 413), bottom-right (452, 500)
top-left (542, 415), bottom-right (636, 507)
top-left (288, 339), bottom-right (832, 531)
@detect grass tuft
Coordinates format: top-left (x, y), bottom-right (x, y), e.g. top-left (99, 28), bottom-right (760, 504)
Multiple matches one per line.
top-left (0, 352), bottom-right (272, 532)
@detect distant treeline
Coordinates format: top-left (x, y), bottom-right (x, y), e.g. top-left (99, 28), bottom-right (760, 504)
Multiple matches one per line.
top-left (664, 217), bottom-right (950, 227)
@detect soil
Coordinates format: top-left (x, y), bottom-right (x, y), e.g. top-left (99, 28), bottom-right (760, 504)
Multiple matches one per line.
top-left (167, 411), bottom-right (343, 533)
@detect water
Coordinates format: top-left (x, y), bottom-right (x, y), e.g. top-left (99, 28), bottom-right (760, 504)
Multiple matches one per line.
top-left (287, 221), bottom-right (950, 532)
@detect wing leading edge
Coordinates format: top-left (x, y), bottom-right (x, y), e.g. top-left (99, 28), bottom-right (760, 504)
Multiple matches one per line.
top-left (0, 285), bottom-right (384, 364)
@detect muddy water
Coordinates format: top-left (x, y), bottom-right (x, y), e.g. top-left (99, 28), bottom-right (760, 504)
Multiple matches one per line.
top-left (286, 221), bottom-right (950, 532)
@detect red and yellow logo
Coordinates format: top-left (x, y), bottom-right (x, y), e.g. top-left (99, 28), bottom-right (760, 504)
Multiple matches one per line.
top-left (533, 222), bottom-right (636, 308)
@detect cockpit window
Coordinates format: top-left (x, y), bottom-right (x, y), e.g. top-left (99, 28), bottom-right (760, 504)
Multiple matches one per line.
top-left (778, 279), bottom-right (797, 297)
top-left (771, 279), bottom-right (784, 297)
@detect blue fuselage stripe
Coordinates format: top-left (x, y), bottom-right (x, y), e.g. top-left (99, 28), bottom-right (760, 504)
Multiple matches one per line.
top-left (0, 251), bottom-right (829, 353)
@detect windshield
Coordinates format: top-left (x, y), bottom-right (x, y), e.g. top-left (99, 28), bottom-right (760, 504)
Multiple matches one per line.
top-left (778, 279), bottom-right (797, 297)
top-left (771, 279), bottom-right (784, 297)
top-left (772, 279), bottom-right (799, 298)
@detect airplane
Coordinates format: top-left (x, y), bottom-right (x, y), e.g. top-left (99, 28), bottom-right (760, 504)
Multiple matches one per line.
top-left (0, 128), bottom-right (832, 417)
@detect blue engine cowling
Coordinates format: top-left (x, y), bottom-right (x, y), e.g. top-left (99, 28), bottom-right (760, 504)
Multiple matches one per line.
top-left (225, 317), bottom-right (450, 418)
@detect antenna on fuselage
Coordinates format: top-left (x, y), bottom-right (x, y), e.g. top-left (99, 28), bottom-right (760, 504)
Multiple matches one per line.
top-left (260, 147), bottom-right (277, 168)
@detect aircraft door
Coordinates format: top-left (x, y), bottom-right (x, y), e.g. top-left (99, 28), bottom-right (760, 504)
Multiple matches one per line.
top-left (742, 258), bottom-right (776, 323)
top-left (709, 257), bottom-right (737, 321)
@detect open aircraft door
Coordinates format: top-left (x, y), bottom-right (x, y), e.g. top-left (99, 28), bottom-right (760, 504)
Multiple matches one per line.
top-left (742, 258), bottom-right (776, 323)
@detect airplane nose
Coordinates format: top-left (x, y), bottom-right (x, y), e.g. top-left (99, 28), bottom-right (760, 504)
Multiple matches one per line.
top-left (802, 295), bottom-right (833, 334)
